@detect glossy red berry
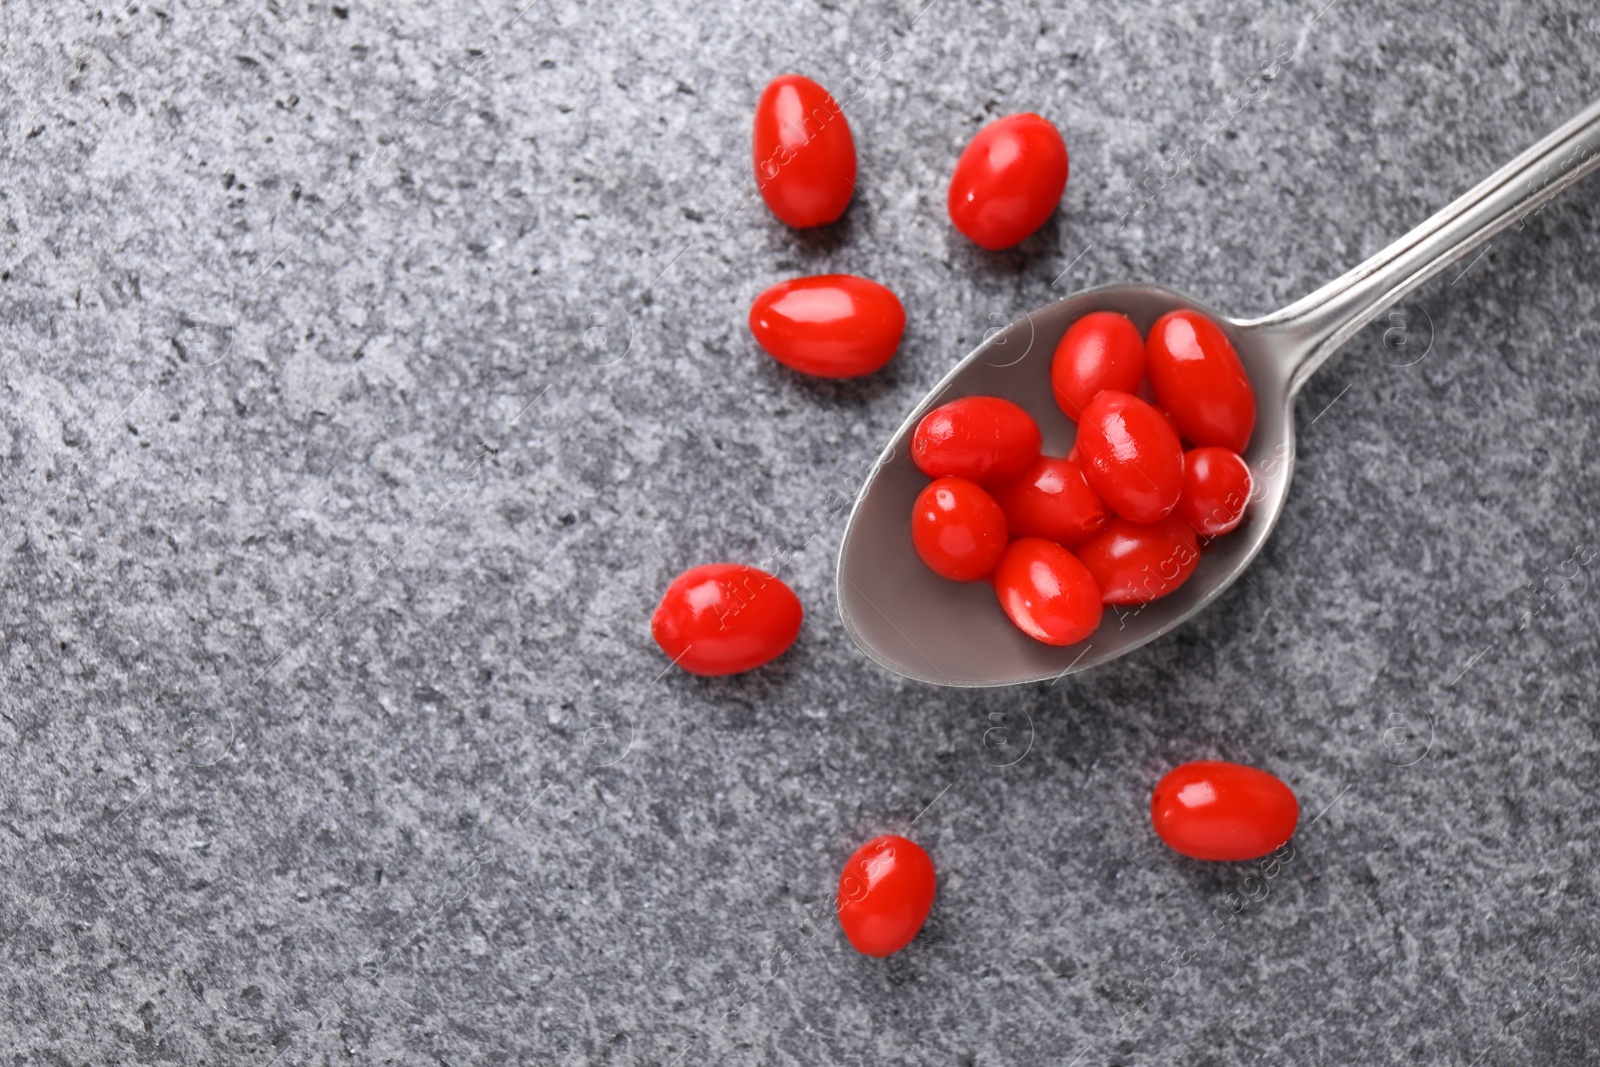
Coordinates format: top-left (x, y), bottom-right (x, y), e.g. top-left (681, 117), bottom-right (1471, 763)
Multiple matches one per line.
top-left (992, 538), bottom-right (1103, 645)
top-left (947, 113), bottom-right (1069, 250)
top-left (1147, 309), bottom-right (1257, 452)
top-left (1151, 760), bottom-right (1299, 862)
top-left (1074, 516), bottom-right (1200, 605)
top-left (911, 477), bottom-right (1008, 581)
top-left (912, 396), bottom-right (1042, 485)
top-left (749, 274), bottom-right (905, 378)
top-left (990, 456), bottom-right (1108, 545)
top-left (1177, 447), bottom-right (1252, 536)
top-left (1074, 391), bottom-right (1186, 523)
top-left (1051, 312), bottom-right (1146, 421)
top-left (837, 834), bottom-right (936, 957)
top-left (650, 563), bottom-right (802, 676)
top-left (753, 74), bottom-right (857, 228)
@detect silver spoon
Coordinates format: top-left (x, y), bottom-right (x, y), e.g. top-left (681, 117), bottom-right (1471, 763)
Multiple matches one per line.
top-left (838, 98), bottom-right (1600, 687)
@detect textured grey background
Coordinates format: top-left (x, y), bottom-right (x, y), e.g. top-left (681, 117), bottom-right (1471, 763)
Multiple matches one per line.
top-left (2, 0), bottom-right (1599, 1063)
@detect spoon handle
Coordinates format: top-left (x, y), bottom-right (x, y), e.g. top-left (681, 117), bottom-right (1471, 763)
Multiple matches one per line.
top-left (1249, 97), bottom-right (1600, 394)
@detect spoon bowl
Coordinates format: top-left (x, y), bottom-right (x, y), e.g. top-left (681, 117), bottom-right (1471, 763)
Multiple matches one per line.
top-left (838, 99), bottom-right (1600, 686)
top-left (837, 284), bottom-right (1295, 686)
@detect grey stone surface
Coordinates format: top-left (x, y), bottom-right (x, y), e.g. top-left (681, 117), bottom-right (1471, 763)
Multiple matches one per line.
top-left (2, 0), bottom-right (1599, 1062)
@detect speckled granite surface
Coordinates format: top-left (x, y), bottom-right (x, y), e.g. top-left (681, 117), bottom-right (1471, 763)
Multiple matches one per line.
top-left (2, 1), bottom-right (1599, 1063)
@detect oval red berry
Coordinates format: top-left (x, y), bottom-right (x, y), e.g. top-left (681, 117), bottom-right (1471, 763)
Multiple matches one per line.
top-left (990, 455), bottom-right (1108, 545)
top-left (911, 396), bottom-right (1042, 485)
top-left (837, 834), bottom-right (936, 957)
top-left (1151, 760), bottom-right (1299, 862)
top-left (752, 74), bottom-right (856, 228)
top-left (1147, 309), bottom-right (1256, 452)
top-left (992, 538), bottom-right (1103, 646)
top-left (911, 477), bottom-right (1008, 582)
top-left (947, 113), bottom-right (1068, 250)
top-left (1074, 516), bottom-right (1200, 605)
top-left (650, 563), bottom-right (802, 676)
top-left (749, 274), bottom-right (905, 378)
top-left (1177, 447), bottom-right (1252, 536)
top-left (1074, 391), bottom-right (1185, 523)
top-left (1051, 311), bottom-right (1146, 421)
